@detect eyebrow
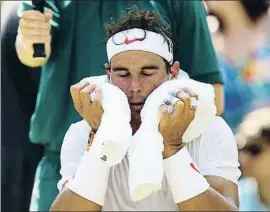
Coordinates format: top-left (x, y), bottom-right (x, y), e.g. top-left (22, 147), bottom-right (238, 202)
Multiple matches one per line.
top-left (141, 65), bottom-right (160, 70)
top-left (112, 65), bottom-right (160, 72)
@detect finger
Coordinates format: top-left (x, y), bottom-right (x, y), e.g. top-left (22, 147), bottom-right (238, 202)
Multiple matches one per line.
top-left (181, 87), bottom-right (198, 99)
top-left (177, 91), bottom-right (190, 115)
top-left (80, 84), bottom-right (97, 106)
top-left (70, 81), bottom-right (89, 110)
top-left (44, 9), bottom-right (53, 21)
top-left (159, 105), bottom-right (171, 130)
top-left (22, 10), bottom-right (46, 21)
top-left (170, 95), bottom-right (180, 106)
top-left (20, 34), bottom-right (51, 44)
top-left (20, 27), bottom-right (50, 36)
top-left (188, 106), bottom-right (196, 121)
top-left (171, 100), bottom-right (184, 121)
top-left (19, 19), bottom-right (51, 30)
top-left (190, 97), bottom-right (198, 110)
top-left (91, 88), bottom-right (103, 104)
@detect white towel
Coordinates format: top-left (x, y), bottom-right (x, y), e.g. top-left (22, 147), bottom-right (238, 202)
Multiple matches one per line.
top-left (128, 78), bottom-right (216, 201)
top-left (80, 75), bottom-right (133, 166)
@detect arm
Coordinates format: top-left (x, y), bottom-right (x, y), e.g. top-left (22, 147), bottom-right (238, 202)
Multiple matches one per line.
top-left (51, 188), bottom-right (101, 211)
top-left (16, 1), bottom-right (59, 67)
top-left (178, 177), bottom-right (238, 211)
top-left (50, 121), bottom-right (109, 211)
top-left (173, 1), bottom-right (224, 115)
top-left (213, 83), bottom-right (224, 115)
top-left (163, 117), bottom-right (241, 211)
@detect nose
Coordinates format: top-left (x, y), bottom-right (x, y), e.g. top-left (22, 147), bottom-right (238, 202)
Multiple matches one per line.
top-left (129, 77), bottom-right (142, 93)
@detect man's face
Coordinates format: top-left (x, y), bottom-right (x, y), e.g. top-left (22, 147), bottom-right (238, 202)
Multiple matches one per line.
top-left (239, 138), bottom-right (270, 181)
top-left (108, 51), bottom-right (172, 121)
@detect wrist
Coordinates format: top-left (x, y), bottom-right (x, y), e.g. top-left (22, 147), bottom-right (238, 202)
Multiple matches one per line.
top-left (163, 142), bottom-right (185, 159)
top-left (67, 150), bottom-right (111, 206)
top-left (163, 146), bottom-right (210, 203)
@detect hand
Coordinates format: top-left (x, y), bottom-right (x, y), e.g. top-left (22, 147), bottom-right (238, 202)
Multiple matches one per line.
top-left (17, 9), bottom-right (52, 53)
top-left (159, 88), bottom-right (197, 159)
top-left (70, 82), bottom-right (104, 130)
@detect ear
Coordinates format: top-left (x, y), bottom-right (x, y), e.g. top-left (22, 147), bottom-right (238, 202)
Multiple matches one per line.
top-left (104, 63), bottom-right (111, 81)
top-left (170, 61), bottom-right (180, 79)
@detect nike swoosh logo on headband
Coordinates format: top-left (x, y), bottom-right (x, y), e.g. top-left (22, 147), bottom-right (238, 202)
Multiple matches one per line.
top-left (124, 38), bottom-right (144, 45)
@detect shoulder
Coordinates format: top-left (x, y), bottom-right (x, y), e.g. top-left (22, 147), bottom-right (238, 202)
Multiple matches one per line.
top-left (64, 119), bottom-right (90, 140)
top-left (61, 119), bottom-right (91, 156)
top-left (199, 116), bottom-right (240, 161)
top-left (187, 116), bottom-right (238, 159)
top-left (195, 116), bottom-right (239, 166)
top-left (200, 116), bottom-right (236, 147)
top-left (191, 117), bottom-right (241, 183)
top-left (58, 120), bottom-right (91, 190)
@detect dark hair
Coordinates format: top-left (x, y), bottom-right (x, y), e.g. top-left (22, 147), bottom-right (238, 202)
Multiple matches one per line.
top-left (261, 127), bottom-right (270, 143)
top-left (240, 0), bottom-right (270, 22)
top-left (105, 6), bottom-right (173, 73)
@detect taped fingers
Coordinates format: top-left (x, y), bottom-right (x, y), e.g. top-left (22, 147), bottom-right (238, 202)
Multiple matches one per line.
top-left (170, 95), bottom-right (181, 106)
top-left (90, 88), bottom-right (103, 106)
top-left (190, 96), bottom-right (198, 110)
top-left (177, 91), bottom-right (190, 114)
top-left (181, 87), bottom-right (198, 99)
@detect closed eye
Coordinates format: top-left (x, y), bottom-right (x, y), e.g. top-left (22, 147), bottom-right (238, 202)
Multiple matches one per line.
top-left (142, 72), bottom-right (154, 76)
top-left (119, 73), bottom-right (130, 78)
top-left (141, 65), bottom-right (159, 76)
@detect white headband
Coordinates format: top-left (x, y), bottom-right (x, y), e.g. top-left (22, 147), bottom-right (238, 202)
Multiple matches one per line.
top-left (106, 28), bottom-right (173, 64)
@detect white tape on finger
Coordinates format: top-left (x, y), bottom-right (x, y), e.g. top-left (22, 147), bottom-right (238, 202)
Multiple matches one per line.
top-left (190, 96), bottom-right (198, 109)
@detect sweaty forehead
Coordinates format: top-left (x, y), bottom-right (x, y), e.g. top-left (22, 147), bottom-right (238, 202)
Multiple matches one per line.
top-left (110, 51), bottom-right (164, 66)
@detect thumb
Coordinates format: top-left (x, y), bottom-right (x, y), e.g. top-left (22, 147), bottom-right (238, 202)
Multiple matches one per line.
top-left (44, 8), bottom-right (53, 21)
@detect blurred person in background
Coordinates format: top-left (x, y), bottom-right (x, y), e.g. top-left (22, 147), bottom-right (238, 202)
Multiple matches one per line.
top-left (16, 1), bottom-right (224, 210)
top-left (236, 107), bottom-right (270, 211)
top-left (206, 0), bottom-right (270, 132)
top-left (1, 2), bottom-right (43, 212)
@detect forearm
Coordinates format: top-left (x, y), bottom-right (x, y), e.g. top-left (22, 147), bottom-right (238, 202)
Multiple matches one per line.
top-left (15, 36), bottom-right (51, 67)
top-left (50, 188), bottom-right (102, 211)
top-left (213, 83), bottom-right (224, 115)
top-left (177, 187), bottom-right (238, 211)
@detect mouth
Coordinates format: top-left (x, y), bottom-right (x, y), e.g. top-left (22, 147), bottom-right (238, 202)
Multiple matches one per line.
top-left (129, 102), bottom-right (145, 111)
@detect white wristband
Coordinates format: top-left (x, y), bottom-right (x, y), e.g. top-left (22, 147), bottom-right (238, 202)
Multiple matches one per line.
top-left (163, 146), bottom-right (210, 203)
top-left (67, 150), bottom-right (111, 206)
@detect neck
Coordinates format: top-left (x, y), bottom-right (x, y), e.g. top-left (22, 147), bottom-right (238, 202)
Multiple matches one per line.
top-left (257, 178), bottom-right (270, 208)
top-left (130, 119), bottom-right (141, 135)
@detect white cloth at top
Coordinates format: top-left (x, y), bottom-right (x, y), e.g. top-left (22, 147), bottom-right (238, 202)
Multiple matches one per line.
top-left (80, 76), bottom-right (132, 166)
top-left (128, 78), bottom-right (217, 201)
